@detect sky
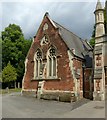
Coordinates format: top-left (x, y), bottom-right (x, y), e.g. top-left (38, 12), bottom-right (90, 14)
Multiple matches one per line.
top-left (1, 0), bottom-right (106, 40)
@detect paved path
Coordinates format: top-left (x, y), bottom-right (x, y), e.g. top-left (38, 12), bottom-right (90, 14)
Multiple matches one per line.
top-left (62, 101), bottom-right (105, 118)
top-left (1, 93), bottom-right (105, 118)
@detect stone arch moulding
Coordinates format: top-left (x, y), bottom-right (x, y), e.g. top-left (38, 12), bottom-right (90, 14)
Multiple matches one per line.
top-left (34, 48), bottom-right (43, 79)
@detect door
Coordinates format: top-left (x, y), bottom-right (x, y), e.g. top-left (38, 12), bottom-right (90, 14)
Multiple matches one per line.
top-left (83, 68), bottom-right (93, 100)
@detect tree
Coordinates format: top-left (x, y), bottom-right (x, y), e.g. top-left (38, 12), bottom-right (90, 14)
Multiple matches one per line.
top-left (2, 24), bottom-right (23, 42)
top-left (0, 72), bottom-right (2, 82)
top-left (89, 37), bottom-right (95, 48)
top-left (2, 24), bottom-right (32, 87)
top-left (0, 38), bottom-right (2, 72)
top-left (89, 25), bottom-right (95, 48)
top-left (2, 62), bottom-right (17, 88)
top-left (2, 24), bottom-right (25, 69)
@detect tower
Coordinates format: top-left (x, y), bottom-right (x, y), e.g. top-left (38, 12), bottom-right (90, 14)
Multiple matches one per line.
top-left (93, 0), bottom-right (105, 100)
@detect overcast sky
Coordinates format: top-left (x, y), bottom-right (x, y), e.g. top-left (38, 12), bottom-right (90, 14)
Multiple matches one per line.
top-left (1, 0), bottom-right (105, 40)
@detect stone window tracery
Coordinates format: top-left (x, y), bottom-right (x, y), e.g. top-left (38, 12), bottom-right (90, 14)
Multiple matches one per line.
top-left (47, 46), bottom-right (57, 77)
top-left (34, 49), bottom-right (43, 78)
top-left (41, 35), bottom-right (49, 45)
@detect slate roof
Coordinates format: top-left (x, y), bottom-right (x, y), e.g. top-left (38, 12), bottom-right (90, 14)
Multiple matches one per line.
top-left (53, 21), bottom-right (93, 59)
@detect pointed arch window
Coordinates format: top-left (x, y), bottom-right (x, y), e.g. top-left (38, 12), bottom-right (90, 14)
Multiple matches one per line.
top-left (48, 46), bottom-right (57, 77)
top-left (34, 49), bottom-right (42, 78)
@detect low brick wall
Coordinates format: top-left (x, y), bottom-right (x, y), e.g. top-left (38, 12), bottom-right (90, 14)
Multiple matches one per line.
top-left (22, 90), bottom-right (82, 102)
top-left (41, 92), bottom-right (77, 102)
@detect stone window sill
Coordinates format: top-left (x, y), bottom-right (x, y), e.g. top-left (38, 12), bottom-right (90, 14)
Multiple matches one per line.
top-left (31, 77), bottom-right (61, 81)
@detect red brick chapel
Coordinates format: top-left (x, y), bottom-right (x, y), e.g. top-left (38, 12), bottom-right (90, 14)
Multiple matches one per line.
top-left (22, 0), bottom-right (107, 102)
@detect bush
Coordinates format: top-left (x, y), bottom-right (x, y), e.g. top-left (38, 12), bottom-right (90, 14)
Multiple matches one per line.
top-left (2, 62), bottom-right (17, 88)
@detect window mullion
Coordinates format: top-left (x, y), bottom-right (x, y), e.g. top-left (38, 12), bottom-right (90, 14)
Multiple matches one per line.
top-left (52, 57), bottom-right (53, 77)
top-left (49, 57), bottom-right (51, 77)
top-left (38, 60), bottom-right (40, 77)
top-left (53, 57), bottom-right (56, 76)
top-left (36, 60), bottom-right (38, 77)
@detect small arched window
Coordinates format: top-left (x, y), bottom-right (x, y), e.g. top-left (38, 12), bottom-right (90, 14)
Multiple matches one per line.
top-left (34, 49), bottom-right (42, 78)
top-left (48, 46), bottom-right (57, 77)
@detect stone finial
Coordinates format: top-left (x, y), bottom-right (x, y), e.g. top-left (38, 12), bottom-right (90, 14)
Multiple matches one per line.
top-left (96, 0), bottom-right (102, 10)
top-left (45, 12), bottom-right (49, 17)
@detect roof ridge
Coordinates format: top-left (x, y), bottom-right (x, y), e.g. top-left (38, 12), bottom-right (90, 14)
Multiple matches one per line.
top-left (84, 40), bottom-right (93, 50)
top-left (53, 20), bottom-right (83, 41)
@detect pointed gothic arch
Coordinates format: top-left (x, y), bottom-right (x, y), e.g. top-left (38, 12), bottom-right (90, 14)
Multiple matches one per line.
top-left (34, 48), bottom-right (42, 78)
top-left (47, 46), bottom-right (57, 78)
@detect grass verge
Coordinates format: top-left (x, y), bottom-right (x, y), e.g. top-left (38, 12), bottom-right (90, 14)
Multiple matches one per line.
top-left (0, 88), bottom-right (22, 94)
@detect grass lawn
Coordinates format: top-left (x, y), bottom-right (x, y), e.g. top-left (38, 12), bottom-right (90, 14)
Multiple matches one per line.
top-left (0, 88), bottom-right (22, 94)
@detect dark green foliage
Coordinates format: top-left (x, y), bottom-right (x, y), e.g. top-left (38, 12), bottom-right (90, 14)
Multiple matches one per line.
top-left (0, 72), bottom-right (2, 82)
top-left (0, 38), bottom-right (2, 72)
top-left (89, 38), bottom-right (95, 48)
top-left (2, 24), bottom-right (23, 42)
top-left (2, 24), bottom-right (32, 87)
top-left (89, 25), bottom-right (95, 48)
top-left (91, 25), bottom-right (95, 38)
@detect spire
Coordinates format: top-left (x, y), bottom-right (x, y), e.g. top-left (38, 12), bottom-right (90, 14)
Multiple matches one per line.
top-left (94, 0), bottom-right (105, 37)
top-left (96, 0), bottom-right (102, 10)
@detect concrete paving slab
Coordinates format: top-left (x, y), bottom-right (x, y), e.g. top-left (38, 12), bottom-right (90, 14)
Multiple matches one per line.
top-left (61, 101), bottom-right (105, 118)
